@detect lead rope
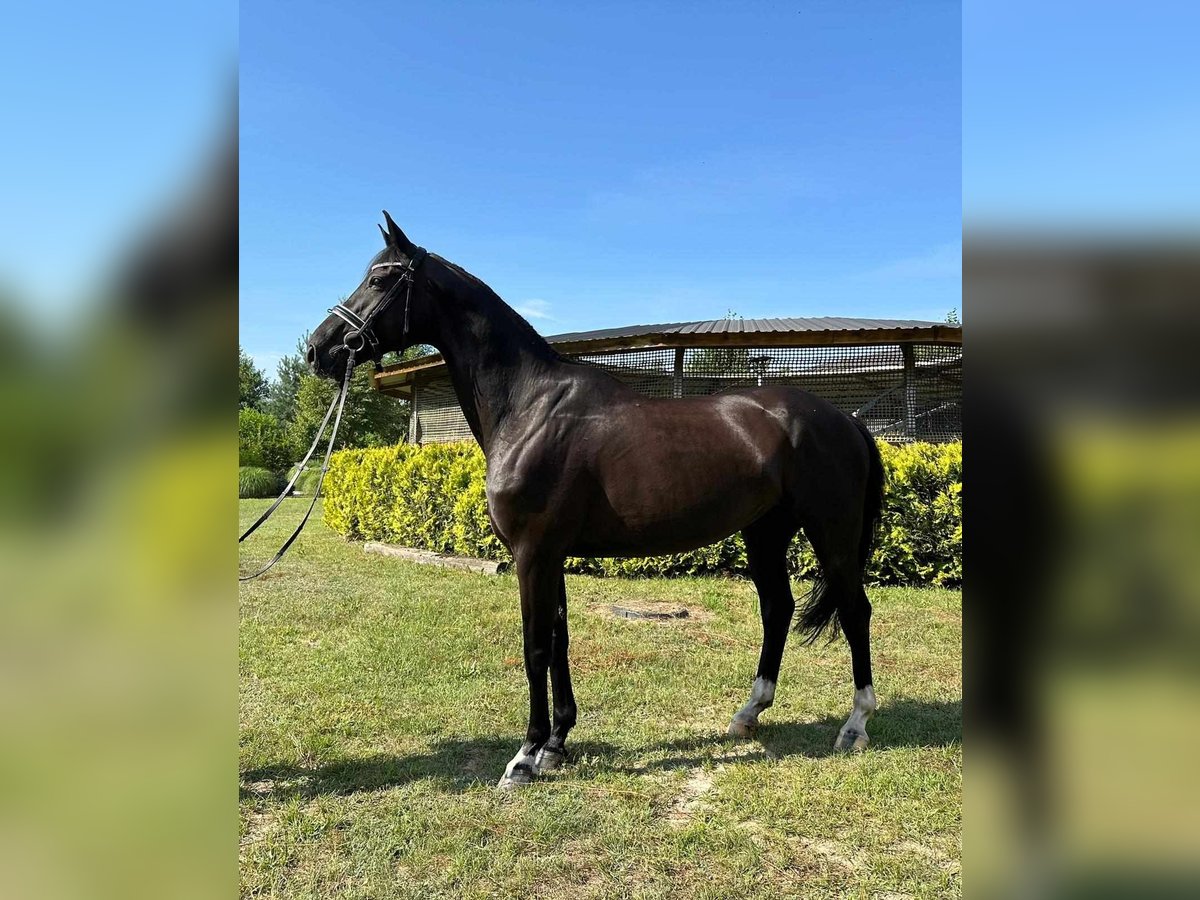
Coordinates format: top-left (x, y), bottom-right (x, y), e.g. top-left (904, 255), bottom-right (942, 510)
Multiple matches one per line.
top-left (238, 346), bottom-right (357, 581)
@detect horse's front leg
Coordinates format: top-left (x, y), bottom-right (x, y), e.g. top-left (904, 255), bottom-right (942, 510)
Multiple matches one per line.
top-left (497, 552), bottom-right (559, 789)
top-left (533, 572), bottom-right (576, 773)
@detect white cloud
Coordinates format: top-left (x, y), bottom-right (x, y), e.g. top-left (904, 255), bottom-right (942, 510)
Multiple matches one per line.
top-left (513, 298), bottom-right (557, 322)
top-left (248, 350), bottom-right (284, 379)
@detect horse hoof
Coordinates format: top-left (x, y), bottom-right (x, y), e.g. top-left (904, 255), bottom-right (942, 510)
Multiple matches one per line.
top-left (534, 747), bottom-right (565, 772)
top-left (727, 716), bottom-right (757, 739)
top-left (496, 768), bottom-right (536, 791)
top-left (834, 728), bottom-right (869, 752)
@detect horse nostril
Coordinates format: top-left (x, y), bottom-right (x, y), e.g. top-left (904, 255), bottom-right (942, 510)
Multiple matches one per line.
top-left (306, 344), bottom-right (317, 368)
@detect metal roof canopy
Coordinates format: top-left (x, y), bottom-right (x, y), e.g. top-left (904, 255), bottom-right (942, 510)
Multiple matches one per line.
top-left (374, 316), bottom-right (962, 398)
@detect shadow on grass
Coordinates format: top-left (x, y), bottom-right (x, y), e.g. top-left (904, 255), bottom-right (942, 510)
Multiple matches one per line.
top-left (240, 698), bottom-right (959, 799)
top-left (240, 737), bottom-right (622, 800)
top-left (760, 695), bottom-right (962, 759)
top-left (599, 696), bottom-right (962, 776)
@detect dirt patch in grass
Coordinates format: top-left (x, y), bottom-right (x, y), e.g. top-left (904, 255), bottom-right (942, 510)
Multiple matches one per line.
top-left (667, 766), bottom-right (715, 825)
top-left (894, 839), bottom-right (960, 873)
top-left (584, 598), bottom-right (715, 624)
top-left (239, 805), bottom-right (280, 850)
top-left (789, 835), bottom-right (865, 871)
top-left (664, 738), bottom-right (775, 827)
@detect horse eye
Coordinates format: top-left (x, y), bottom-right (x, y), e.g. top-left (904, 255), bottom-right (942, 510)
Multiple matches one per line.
top-left (369, 276), bottom-right (384, 288)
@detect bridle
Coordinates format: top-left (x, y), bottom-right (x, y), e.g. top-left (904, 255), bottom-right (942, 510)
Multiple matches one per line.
top-left (328, 247), bottom-right (428, 363)
top-left (239, 248), bottom-right (428, 581)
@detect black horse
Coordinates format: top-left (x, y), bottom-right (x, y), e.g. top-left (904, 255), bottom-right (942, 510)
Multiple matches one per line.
top-left (308, 214), bottom-right (885, 788)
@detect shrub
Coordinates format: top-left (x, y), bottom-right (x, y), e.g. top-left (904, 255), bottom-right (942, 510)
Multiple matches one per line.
top-left (323, 440), bottom-right (962, 586)
top-left (239, 408), bottom-right (294, 471)
top-left (286, 463), bottom-right (325, 496)
top-left (240, 466), bottom-right (284, 499)
top-left (296, 466), bottom-right (324, 496)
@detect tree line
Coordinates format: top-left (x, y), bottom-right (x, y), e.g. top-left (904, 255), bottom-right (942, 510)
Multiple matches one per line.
top-left (239, 334), bottom-right (430, 473)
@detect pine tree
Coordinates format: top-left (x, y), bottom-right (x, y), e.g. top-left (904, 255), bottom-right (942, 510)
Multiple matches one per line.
top-left (238, 347), bottom-right (268, 410)
top-left (264, 335), bottom-right (308, 424)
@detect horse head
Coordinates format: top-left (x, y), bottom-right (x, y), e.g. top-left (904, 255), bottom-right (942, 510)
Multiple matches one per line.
top-left (306, 211), bottom-right (432, 379)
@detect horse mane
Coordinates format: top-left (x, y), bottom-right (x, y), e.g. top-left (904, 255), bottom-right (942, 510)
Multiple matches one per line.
top-left (430, 253), bottom-right (563, 362)
top-left (364, 241), bottom-right (565, 364)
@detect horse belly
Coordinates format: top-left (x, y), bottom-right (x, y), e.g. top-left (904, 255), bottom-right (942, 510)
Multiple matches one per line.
top-left (576, 450), bottom-right (783, 556)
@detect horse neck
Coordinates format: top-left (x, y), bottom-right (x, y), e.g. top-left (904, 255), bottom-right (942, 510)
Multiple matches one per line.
top-left (426, 264), bottom-right (562, 453)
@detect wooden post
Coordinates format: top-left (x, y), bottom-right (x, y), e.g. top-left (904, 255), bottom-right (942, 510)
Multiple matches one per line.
top-left (673, 347), bottom-right (685, 398)
top-left (408, 381), bottom-right (420, 444)
top-left (901, 343), bottom-right (917, 439)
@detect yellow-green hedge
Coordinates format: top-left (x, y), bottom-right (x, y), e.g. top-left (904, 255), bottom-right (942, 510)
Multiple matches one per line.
top-left (324, 440), bottom-right (962, 586)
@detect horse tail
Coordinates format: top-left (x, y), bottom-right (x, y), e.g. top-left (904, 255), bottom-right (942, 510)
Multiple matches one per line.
top-left (794, 415), bottom-right (885, 643)
top-left (795, 578), bottom-right (839, 643)
top-left (852, 414), bottom-right (885, 574)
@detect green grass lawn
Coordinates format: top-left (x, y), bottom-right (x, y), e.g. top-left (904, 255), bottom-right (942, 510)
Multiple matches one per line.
top-left (240, 499), bottom-right (961, 899)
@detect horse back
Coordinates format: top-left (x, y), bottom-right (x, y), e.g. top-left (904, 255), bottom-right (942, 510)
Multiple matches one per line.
top-left (487, 381), bottom-right (865, 558)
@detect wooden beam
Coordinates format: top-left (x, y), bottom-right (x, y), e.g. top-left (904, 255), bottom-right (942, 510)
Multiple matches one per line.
top-left (549, 325), bottom-right (963, 355)
top-left (372, 324), bottom-right (963, 395)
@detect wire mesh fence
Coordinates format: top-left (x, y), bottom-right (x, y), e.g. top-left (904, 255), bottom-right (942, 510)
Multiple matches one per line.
top-left (574, 343), bottom-right (962, 442)
top-left (412, 342), bottom-right (961, 444)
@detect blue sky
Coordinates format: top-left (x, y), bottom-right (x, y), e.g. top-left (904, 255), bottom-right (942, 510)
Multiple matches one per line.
top-left (241, 2), bottom-right (961, 375)
top-left (964, 1), bottom-right (1200, 228)
top-left (4, 3), bottom-right (1197, 379)
top-left (0, 1), bottom-right (234, 319)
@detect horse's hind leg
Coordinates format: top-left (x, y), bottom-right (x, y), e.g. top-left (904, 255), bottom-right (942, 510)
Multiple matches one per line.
top-left (831, 577), bottom-right (876, 751)
top-left (728, 509), bottom-right (798, 738)
top-left (802, 518), bottom-right (877, 752)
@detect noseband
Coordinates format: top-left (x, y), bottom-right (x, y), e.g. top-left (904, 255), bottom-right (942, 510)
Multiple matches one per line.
top-left (328, 247), bottom-right (428, 360)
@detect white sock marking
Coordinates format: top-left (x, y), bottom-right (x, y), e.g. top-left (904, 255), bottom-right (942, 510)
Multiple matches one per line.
top-left (733, 677), bottom-right (776, 726)
top-left (840, 685), bottom-right (877, 743)
top-left (503, 746), bottom-right (539, 780)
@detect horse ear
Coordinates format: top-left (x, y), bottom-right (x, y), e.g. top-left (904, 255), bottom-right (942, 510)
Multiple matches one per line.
top-left (382, 210), bottom-right (414, 252)
top-left (378, 223), bottom-right (391, 247)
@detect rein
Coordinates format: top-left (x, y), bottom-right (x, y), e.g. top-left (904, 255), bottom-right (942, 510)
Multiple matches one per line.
top-left (239, 247), bottom-right (428, 581)
top-left (238, 345), bottom-right (356, 580)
